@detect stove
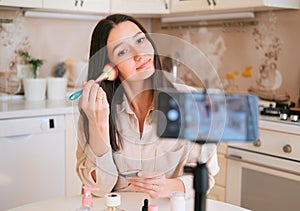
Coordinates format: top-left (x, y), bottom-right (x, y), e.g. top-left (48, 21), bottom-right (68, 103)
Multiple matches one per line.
top-left (259, 100), bottom-right (300, 123)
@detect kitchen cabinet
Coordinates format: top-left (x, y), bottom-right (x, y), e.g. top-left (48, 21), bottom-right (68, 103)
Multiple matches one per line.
top-left (208, 142), bottom-right (227, 202)
top-left (0, 99), bottom-right (82, 201)
top-left (170, 0), bottom-right (210, 13)
top-left (208, 117), bottom-right (300, 204)
top-left (226, 119), bottom-right (300, 210)
top-left (0, 0), bottom-right (42, 8)
top-left (111, 0), bottom-right (170, 15)
top-left (43, 0), bottom-right (109, 14)
top-left (65, 113), bottom-right (82, 196)
top-left (0, 115), bottom-right (65, 210)
top-left (170, 0), bottom-right (300, 13)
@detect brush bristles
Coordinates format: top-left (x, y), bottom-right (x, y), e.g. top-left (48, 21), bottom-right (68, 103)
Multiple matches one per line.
top-left (103, 63), bottom-right (118, 81)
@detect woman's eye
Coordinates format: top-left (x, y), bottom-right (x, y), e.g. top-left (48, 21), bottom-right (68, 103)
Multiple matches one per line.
top-left (117, 49), bottom-right (128, 57)
top-left (137, 37), bottom-right (145, 44)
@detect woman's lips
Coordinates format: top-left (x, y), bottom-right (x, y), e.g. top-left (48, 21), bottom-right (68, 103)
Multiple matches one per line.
top-left (136, 58), bottom-right (152, 70)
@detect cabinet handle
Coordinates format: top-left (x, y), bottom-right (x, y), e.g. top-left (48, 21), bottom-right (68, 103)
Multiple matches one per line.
top-left (74, 0), bottom-right (78, 6)
top-left (80, 0), bottom-right (84, 7)
top-left (0, 134), bottom-right (33, 142)
top-left (226, 154), bottom-right (242, 160)
top-left (164, 0), bottom-right (169, 10)
top-left (253, 139), bottom-right (261, 147)
top-left (207, 0), bottom-right (216, 6)
top-left (283, 144), bottom-right (292, 153)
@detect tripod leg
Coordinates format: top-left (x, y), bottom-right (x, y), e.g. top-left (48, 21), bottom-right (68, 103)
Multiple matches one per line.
top-left (194, 163), bottom-right (208, 211)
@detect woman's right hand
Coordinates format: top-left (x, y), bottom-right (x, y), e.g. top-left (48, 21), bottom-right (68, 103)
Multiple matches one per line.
top-left (79, 80), bottom-right (110, 126)
top-left (79, 80), bottom-right (111, 155)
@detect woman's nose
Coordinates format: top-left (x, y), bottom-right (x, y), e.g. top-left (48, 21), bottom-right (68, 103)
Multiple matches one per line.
top-left (133, 54), bottom-right (142, 61)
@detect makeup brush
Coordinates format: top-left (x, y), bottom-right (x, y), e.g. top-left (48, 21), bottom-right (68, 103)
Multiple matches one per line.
top-left (69, 63), bottom-right (118, 101)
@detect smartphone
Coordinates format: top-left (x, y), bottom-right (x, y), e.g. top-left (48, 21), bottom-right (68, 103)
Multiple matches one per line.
top-left (156, 91), bottom-right (259, 143)
top-left (119, 170), bottom-right (139, 178)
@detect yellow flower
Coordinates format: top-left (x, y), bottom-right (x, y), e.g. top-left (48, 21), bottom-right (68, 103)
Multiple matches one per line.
top-left (242, 66), bottom-right (252, 77)
top-left (226, 73), bottom-right (235, 80)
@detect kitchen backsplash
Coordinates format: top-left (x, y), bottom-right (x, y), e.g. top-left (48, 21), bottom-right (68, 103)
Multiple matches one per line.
top-left (0, 9), bottom-right (299, 103)
top-left (152, 9), bottom-right (300, 103)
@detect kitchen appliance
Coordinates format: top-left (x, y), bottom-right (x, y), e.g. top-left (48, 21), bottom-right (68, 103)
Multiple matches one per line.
top-left (260, 100), bottom-right (299, 122)
top-left (226, 120), bottom-right (300, 211)
top-left (0, 115), bottom-right (65, 210)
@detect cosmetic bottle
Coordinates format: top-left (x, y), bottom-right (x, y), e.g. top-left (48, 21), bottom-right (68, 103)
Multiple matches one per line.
top-left (170, 192), bottom-right (186, 211)
top-left (142, 199), bottom-right (148, 211)
top-left (101, 193), bottom-right (124, 211)
top-left (76, 186), bottom-right (99, 211)
top-left (149, 204), bottom-right (158, 211)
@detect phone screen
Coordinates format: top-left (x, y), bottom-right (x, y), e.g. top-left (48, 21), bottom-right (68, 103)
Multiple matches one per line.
top-left (157, 91), bottom-right (259, 143)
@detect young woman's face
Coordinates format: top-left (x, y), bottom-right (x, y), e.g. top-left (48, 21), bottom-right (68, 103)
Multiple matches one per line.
top-left (107, 21), bottom-right (155, 82)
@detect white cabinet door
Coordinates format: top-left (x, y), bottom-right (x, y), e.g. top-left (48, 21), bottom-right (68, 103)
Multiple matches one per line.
top-left (170, 0), bottom-right (299, 13)
top-left (43, 0), bottom-right (109, 13)
top-left (0, 115), bottom-right (65, 210)
top-left (170, 0), bottom-right (210, 13)
top-left (111, 0), bottom-right (170, 14)
top-left (214, 0), bottom-right (299, 11)
top-left (0, 0), bottom-right (42, 8)
top-left (79, 0), bottom-right (109, 13)
top-left (43, 0), bottom-right (76, 11)
top-left (65, 114), bottom-right (82, 196)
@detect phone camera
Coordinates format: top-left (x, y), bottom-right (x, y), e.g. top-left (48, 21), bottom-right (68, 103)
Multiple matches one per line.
top-left (167, 109), bottom-right (179, 121)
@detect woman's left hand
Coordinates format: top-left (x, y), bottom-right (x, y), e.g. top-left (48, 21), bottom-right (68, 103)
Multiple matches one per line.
top-left (127, 171), bottom-right (184, 199)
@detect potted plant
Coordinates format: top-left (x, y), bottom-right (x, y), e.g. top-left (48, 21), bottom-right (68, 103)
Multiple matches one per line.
top-left (20, 51), bottom-right (47, 101)
top-left (19, 51), bottom-right (44, 78)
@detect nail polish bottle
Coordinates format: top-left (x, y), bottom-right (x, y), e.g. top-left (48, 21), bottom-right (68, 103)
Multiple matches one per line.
top-left (76, 186), bottom-right (99, 211)
top-left (142, 199), bottom-right (148, 211)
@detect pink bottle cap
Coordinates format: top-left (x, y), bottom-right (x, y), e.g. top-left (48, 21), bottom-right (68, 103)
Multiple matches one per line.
top-left (149, 204), bottom-right (158, 211)
top-left (82, 186), bottom-right (99, 207)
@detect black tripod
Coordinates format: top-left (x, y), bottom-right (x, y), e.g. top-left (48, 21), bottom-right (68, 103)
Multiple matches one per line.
top-left (184, 141), bottom-right (210, 211)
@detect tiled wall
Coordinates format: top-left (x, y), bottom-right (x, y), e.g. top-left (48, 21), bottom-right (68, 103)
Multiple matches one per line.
top-left (1, 9), bottom-right (299, 102)
top-left (152, 10), bottom-right (300, 103)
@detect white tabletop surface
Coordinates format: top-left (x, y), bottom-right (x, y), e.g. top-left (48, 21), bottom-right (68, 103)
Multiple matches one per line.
top-left (8, 192), bottom-right (250, 211)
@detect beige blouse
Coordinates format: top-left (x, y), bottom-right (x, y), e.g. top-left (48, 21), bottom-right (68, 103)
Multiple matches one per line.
top-left (76, 91), bottom-right (220, 199)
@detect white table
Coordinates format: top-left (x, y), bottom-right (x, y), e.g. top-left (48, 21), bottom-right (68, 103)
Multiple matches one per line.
top-left (8, 192), bottom-right (250, 211)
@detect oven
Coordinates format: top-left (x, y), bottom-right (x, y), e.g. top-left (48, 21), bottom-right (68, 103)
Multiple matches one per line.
top-left (226, 119), bottom-right (300, 211)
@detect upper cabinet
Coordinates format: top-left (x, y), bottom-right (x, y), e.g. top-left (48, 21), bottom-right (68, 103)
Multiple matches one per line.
top-left (0, 0), bottom-right (42, 8)
top-left (111, 0), bottom-right (170, 15)
top-left (1, 0), bottom-right (299, 17)
top-left (170, 0), bottom-right (300, 13)
top-left (43, 0), bottom-right (109, 13)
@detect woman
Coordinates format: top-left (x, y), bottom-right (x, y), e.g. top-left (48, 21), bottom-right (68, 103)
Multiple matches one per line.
top-left (76, 14), bottom-right (219, 199)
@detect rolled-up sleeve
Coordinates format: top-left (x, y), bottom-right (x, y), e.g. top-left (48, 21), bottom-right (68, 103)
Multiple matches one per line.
top-left (76, 115), bottom-right (118, 197)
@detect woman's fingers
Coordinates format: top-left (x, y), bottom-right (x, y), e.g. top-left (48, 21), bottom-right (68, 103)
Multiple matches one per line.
top-left (127, 172), bottom-right (167, 198)
top-left (80, 80), bottom-right (94, 104)
top-left (79, 80), bottom-right (109, 121)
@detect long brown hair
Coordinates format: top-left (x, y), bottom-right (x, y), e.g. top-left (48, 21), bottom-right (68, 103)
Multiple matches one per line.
top-left (82, 14), bottom-right (174, 151)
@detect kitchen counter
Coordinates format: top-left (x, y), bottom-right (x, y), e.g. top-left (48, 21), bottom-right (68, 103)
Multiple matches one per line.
top-left (0, 97), bottom-right (79, 119)
top-left (1, 97), bottom-right (299, 128)
top-left (260, 115), bottom-right (300, 135)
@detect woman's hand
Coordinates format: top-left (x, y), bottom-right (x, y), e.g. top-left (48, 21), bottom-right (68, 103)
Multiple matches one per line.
top-left (79, 80), bottom-right (110, 127)
top-left (127, 171), bottom-right (185, 199)
top-left (79, 80), bottom-right (111, 156)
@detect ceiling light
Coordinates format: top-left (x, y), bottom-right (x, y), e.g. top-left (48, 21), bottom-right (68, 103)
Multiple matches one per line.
top-left (161, 12), bottom-right (255, 23)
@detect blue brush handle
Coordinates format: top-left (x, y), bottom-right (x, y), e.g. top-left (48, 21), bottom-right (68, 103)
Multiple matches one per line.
top-left (69, 89), bottom-right (83, 101)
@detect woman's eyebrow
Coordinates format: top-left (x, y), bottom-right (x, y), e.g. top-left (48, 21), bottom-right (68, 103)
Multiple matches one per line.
top-left (111, 31), bottom-right (143, 54)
